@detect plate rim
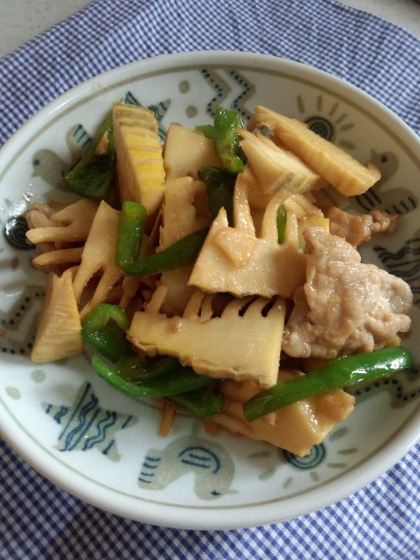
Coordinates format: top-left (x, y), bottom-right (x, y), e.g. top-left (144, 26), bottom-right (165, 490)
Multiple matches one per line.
top-left (1, 49), bottom-right (420, 530)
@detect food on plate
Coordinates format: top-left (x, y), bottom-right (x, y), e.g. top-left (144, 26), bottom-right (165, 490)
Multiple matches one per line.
top-left (127, 288), bottom-right (286, 388)
top-left (248, 106), bottom-right (381, 196)
top-left (113, 103), bottom-right (166, 229)
top-left (25, 103), bottom-right (413, 456)
top-left (282, 227), bottom-right (412, 360)
top-left (31, 268), bottom-right (83, 363)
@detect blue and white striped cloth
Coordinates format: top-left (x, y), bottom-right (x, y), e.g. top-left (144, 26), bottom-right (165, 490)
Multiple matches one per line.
top-left (1, 0), bottom-right (420, 558)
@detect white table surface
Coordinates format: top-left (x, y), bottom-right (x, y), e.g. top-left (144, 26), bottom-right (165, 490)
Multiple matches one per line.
top-left (0, 0), bottom-right (419, 60)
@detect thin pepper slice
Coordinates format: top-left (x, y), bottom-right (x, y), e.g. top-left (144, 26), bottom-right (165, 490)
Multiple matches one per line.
top-left (114, 200), bottom-right (208, 277)
top-left (213, 107), bottom-right (245, 174)
top-left (63, 110), bottom-right (116, 200)
top-left (92, 355), bottom-right (220, 398)
top-left (195, 124), bottom-right (214, 140)
top-left (106, 111), bottom-right (116, 155)
top-left (168, 387), bottom-right (224, 420)
top-left (243, 346), bottom-right (414, 422)
top-left (118, 227), bottom-right (209, 277)
top-left (277, 205), bottom-right (287, 244)
top-left (115, 201), bottom-right (147, 271)
top-left (82, 304), bottom-right (135, 363)
top-left (113, 354), bottom-right (180, 383)
top-left (198, 166), bottom-right (236, 225)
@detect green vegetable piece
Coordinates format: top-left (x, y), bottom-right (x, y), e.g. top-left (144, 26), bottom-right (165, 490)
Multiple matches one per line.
top-left (195, 124), bottom-right (214, 140)
top-left (115, 198), bottom-right (207, 277)
top-left (63, 110), bottom-right (116, 200)
top-left (168, 387), bottom-right (224, 420)
top-left (199, 166), bottom-right (236, 225)
top-left (64, 154), bottom-right (115, 200)
top-left (82, 304), bottom-right (135, 363)
top-left (105, 112), bottom-right (116, 155)
top-left (83, 303), bottom-right (131, 333)
top-left (114, 354), bottom-right (180, 383)
top-left (116, 201), bottom-right (147, 271)
top-left (119, 228), bottom-right (209, 277)
top-left (213, 106), bottom-right (245, 174)
top-left (243, 346), bottom-right (414, 422)
top-left (92, 355), bottom-right (218, 398)
top-left (277, 205), bottom-right (287, 244)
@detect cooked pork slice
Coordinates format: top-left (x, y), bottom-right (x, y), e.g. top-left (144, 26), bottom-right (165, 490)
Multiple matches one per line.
top-left (282, 227), bottom-right (412, 359)
top-left (322, 206), bottom-right (400, 247)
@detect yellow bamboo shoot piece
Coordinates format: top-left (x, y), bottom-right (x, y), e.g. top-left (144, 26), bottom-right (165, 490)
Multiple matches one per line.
top-left (159, 176), bottom-right (211, 315)
top-left (239, 128), bottom-right (326, 195)
top-left (32, 247), bottom-right (84, 270)
top-left (128, 287), bottom-right (286, 388)
top-left (72, 200), bottom-right (124, 318)
top-left (248, 106), bottom-right (381, 196)
top-left (159, 176), bottom-right (210, 248)
top-left (188, 167), bottom-right (307, 299)
top-left (26, 198), bottom-right (99, 244)
top-left (31, 268), bottom-right (83, 363)
top-left (213, 372), bottom-right (355, 456)
top-left (163, 123), bottom-right (219, 181)
top-left (113, 103), bottom-right (165, 226)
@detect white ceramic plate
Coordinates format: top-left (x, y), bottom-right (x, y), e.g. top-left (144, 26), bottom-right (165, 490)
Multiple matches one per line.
top-left (1, 51), bottom-right (420, 530)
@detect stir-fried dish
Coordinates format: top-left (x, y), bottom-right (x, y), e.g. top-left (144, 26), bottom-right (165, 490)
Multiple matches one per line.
top-left (25, 102), bottom-right (414, 456)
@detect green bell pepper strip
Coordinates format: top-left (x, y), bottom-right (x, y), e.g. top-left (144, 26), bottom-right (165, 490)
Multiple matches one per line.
top-left (198, 166), bottom-right (236, 225)
top-left (168, 387), bottom-right (224, 420)
top-left (82, 304), bottom-right (135, 363)
top-left (63, 154), bottom-right (115, 200)
top-left (117, 226), bottom-right (209, 277)
top-left (114, 199), bottom-right (208, 276)
top-left (113, 354), bottom-right (180, 383)
top-left (195, 124), bottom-right (214, 140)
top-left (82, 303), bottom-right (131, 334)
top-left (277, 205), bottom-right (287, 244)
top-left (92, 355), bottom-right (220, 398)
top-left (63, 110), bottom-right (116, 200)
top-left (243, 346), bottom-right (414, 422)
top-left (213, 107), bottom-right (245, 174)
top-left (115, 201), bottom-right (147, 271)
top-left (106, 112), bottom-right (116, 155)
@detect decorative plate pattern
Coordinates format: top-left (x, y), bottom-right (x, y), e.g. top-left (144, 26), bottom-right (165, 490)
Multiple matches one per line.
top-left (0, 51), bottom-right (420, 530)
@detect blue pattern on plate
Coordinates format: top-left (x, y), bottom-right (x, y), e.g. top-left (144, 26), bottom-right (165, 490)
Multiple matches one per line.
top-left (43, 382), bottom-right (138, 461)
